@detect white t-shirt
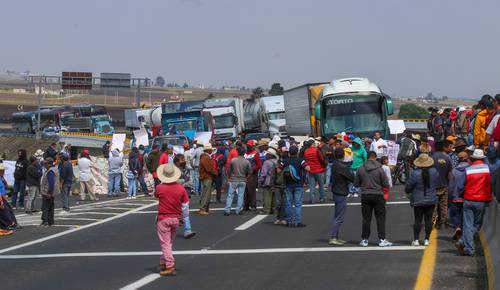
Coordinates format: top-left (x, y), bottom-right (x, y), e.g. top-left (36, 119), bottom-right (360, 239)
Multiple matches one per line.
top-left (78, 157), bottom-right (93, 182)
top-left (486, 114), bottom-right (500, 135)
top-left (382, 165), bottom-right (393, 188)
top-left (370, 138), bottom-right (388, 158)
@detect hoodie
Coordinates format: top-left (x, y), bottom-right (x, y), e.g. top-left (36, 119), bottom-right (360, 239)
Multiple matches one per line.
top-left (108, 149), bottom-right (123, 175)
top-left (354, 160), bottom-right (389, 195)
top-left (473, 109), bottom-right (489, 147)
top-left (14, 149), bottom-right (29, 180)
top-left (448, 161), bottom-right (469, 202)
top-left (351, 138), bottom-right (367, 171)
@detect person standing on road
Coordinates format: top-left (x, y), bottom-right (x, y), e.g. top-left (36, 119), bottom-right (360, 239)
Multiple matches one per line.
top-left (224, 146), bottom-right (251, 216)
top-left (60, 154), bottom-right (73, 213)
top-left (45, 143), bottom-right (58, 160)
top-left (381, 156), bottom-right (393, 201)
top-left (405, 154), bottom-right (438, 247)
top-left (155, 163), bottom-right (190, 276)
top-left (457, 149), bottom-right (492, 256)
top-left (398, 131), bottom-right (417, 182)
top-left (12, 149), bottom-right (29, 210)
top-left (108, 149), bottom-right (123, 197)
top-left (127, 148), bottom-right (141, 199)
top-left (191, 140), bottom-right (205, 196)
top-left (146, 144), bottom-right (162, 187)
top-left (448, 152), bottom-right (470, 241)
top-left (213, 146), bottom-right (227, 204)
top-left (271, 147), bottom-right (288, 225)
top-left (25, 156), bottom-right (42, 214)
top-left (137, 145), bottom-right (150, 196)
top-left (304, 139), bottom-right (327, 203)
top-left (281, 145), bottom-right (308, 228)
top-left (0, 163), bottom-right (18, 232)
top-left (329, 148), bottom-right (355, 245)
top-left (432, 141), bottom-right (453, 229)
top-left (198, 143), bottom-right (218, 215)
top-left (78, 149), bottom-right (96, 201)
top-left (244, 140), bottom-right (262, 211)
top-left (40, 158), bottom-right (60, 227)
top-left (355, 151), bottom-right (392, 247)
top-left (323, 137), bottom-right (336, 189)
top-left (369, 132), bottom-right (388, 160)
top-left (102, 141), bottom-right (111, 159)
top-left (259, 147), bottom-right (279, 214)
top-left (172, 154), bottom-right (196, 239)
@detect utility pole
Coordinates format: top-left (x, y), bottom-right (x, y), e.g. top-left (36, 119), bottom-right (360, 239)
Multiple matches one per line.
top-left (36, 76), bottom-right (43, 140)
top-left (136, 79), bottom-right (141, 108)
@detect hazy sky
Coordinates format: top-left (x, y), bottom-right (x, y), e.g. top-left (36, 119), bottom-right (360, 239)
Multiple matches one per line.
top-left (1, 0), bottom-right (499, 97)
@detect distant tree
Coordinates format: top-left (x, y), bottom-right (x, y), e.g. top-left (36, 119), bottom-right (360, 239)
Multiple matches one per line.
top-left (155, 76), bottom-right (165, 87)
top-left (268, 83), bottom-right (284, 96)
top-left (182, 82), bottom-right (189, 88)
top-left (251, 87), bottom-right (264, 99)
top-left (398, 103), bottom-right (429, 119)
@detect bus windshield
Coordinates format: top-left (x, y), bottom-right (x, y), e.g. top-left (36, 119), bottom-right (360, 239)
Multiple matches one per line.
top-left (214, 115), bottom-right (234, 129)
top-left (322, 94), bottom-right (384, 135)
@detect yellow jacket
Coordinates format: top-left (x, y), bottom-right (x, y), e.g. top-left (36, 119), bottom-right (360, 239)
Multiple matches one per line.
top-left (473, 109), bottom-right (489, 146)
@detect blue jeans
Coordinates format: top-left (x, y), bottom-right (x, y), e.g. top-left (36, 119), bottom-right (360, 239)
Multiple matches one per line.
top-left (108, 173), bottom-right (121, 196)
top-left (285, 186), bottom-right (304, 225)
top-left (308, 172), bottom-right (325, 202)
top-left (325, 163), bottom-right (333, 187)
top-left (128, 177), bottom-right (137, 197)
top-left (61, 182), bottom-right (72, 211)
top-left (192, 169), bottom-right (200, 196)
top-left (225, 181), bottom-right (246, 214)
top-left (331, 194), bottom-right (347, 238)
top-left (449, 202), bottom-right (463, 230)
top-left (348, 170), bottom-right (360, 194)
top-left (138, 175), bottom-right (149, 195)
top-left (12, 179), bottom-right (26, 207)
top-left (462, 200), bottom-right (488, 255)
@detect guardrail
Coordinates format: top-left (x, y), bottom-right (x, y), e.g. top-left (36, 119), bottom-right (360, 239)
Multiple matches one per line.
top-left (480, 198), bottom-right (500, 290)
top-left (60, 132), bottom-right (113, 139)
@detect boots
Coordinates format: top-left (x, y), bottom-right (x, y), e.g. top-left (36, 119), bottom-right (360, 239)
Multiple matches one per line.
top-left (160, 266), bottom-right (176, 276)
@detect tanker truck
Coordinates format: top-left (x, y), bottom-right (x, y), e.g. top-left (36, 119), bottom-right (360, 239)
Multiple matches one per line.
top-left (243, 97), bottom-right (268, 134)
top-left (203, 98), bottom-right (244, 140)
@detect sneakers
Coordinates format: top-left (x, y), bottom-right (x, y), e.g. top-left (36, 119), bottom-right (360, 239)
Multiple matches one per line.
top-left (411, 240), bottom-right (420, 246)
top-left (197, 210), bottom-right (209, 215)
top-left (160, 266), bottom-right (176, 276)
top-left (423, 239), bottom-right (430, 246)
top-left (184, 231), bottom-right (196, 239)
top-left (452, 228), bottom-right (462, 241)
top-left (359, 239), bottom-right (369, 247)
top-left (379, 239), bottom-right (393, 247)
top-left (223, 212), bottom-right (230, 216)
top-left (329, 238), bottom-right (346, 246)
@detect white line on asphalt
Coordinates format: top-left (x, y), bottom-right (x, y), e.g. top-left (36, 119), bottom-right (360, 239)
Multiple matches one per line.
top-left (0, 245), bottom-right (425, 259)
top-left (66, 212), bottom-right (119, 216)
top-left (16, 224), bottom-right (80, 228)
top-left (119, 274), bottom-right (161, 290)
top-left (98, 207), bottom-right (137, 211)
top-left (56, 217), bottom-right (101, 222)
top-left (234, 215), bottom-right (268, 230)
top-left (0, 201), bottom-right (158, 254)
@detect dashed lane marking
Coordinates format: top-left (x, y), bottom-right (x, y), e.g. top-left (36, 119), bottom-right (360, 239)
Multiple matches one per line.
top-left (234, 215), bottom-right (268, 230)
top-left (119, 274), bottom-right (161, 290)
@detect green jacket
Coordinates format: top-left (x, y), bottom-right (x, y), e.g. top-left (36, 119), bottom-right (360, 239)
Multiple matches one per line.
top-left (351, 137), bottom-right (367, 171)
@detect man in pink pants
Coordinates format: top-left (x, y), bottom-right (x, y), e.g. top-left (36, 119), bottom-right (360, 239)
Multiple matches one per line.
top-left (155, 163), bottom-right (190, 276)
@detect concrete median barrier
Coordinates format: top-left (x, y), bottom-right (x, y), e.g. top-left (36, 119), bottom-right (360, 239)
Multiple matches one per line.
top-left (480, 198), bottom-right (500, 290)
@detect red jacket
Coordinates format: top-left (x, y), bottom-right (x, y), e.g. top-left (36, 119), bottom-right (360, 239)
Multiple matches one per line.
top-left (464, 160), bottom-right (492, 202)
top-left (304, 147), bottom-right (326, 174)
top-left (226, 148), bottom-right (239, 169)
top-left (159, 152), bottom-right (171, 165)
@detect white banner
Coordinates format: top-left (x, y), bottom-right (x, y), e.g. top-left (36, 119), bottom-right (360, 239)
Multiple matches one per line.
top-left (111, 134), bottom-right (127, 152)
top-left (133, 128), bottom-right (149, 147)
top-left (3, 161), bottom-right (16, 186)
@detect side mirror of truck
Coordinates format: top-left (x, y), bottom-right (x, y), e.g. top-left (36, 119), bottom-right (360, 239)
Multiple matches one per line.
top-left (314, 103), bottom-right (321, 120)
top-left (233, 116), bottom-right (238, 125)
top-left (385, 96), bottom-right (394, 115)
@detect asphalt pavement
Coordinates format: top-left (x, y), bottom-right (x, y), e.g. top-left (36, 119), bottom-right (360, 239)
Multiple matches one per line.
top-left (0, 185), bottom-right (486, 290)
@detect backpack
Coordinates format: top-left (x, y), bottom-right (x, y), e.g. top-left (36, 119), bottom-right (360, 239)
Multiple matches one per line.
top-left (271, 162), bottom-right (284, 186)
top-left (283, 163), bottom-right (301, 183)
top-left (211, 155), bottom-right (220, 173)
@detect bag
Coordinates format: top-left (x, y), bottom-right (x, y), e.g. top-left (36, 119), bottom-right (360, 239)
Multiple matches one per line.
top-left (283, 164), bottom-right (301, 183)
top-left (272, 163), bottom-right (284, 186)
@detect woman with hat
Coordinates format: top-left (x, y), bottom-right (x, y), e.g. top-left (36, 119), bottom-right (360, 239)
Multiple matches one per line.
top-left (154, 163), bottom-right (189, 276)
top-left (405, 154), bottom-right (439, 246)
top-left (258, 147), bottom-right (279, 214)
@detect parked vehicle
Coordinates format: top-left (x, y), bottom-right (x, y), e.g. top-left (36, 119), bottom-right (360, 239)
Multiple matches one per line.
top-left (161, 110), bottom-right (214, 141)
top-left (243, 97), bottom-right (268, 133)
top-left (203, 98), bottom-right (244, 140)
top-left (261, 95), bottom-right (286, 137)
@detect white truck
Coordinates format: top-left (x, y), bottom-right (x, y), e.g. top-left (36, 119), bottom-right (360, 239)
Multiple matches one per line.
top-left (261, 95), bottom-right (287, 137)
top-left (203, 98), bottom-right (244, 140)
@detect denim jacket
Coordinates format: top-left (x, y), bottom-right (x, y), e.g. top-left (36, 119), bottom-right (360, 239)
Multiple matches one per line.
top-left (405, 167), bottom-right (439, 206)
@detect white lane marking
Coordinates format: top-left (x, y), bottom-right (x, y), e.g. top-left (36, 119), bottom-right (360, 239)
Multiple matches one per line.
top-left (132, 201), bottom-right (411, 214)
top-left (56, 217), bottom-right (101, 222)
top-left (98, 207), bottom-right (136, 211)
top-left (0, 201), bottom-right (158, 254)
top-left (66, 212), bottom-right (119, 216)
top-left (0, 246), bottom-right (425, 259)
top-left (16, 224), bottom-right (80, 228)
top-left (234, 215), bottom-right (268, 230)
top-left (119, 274), bottom-right (161, 290)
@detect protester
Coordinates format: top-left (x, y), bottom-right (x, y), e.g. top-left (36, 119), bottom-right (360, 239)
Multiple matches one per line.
top-left (259, 147), bottom-right (279, 214)
top-left (146, 144), bottom-right (162, 186)
top-left (303, 139), bottom-right (327, 203)
top-left (380, 156), bottom-right (392, 201)
top-left (78, 149), bottom-right (96, 201)
top-left (272, 147), bottom-right (287, 225)
top-left (369, 132), bottom-right (388, 160)
top-left (12, 149), bottom-right (29, 209)
top-left (45, 143), bottom-right (58, 160)
top-left (40, 158), bottom-right (59, 227)
top-left (428, 107), bottom-right (444, 142)
top-left (329, 148), bottom-right (355, 245)
top-left (171, 154), bottom-right (196, 239)
top-left (0, 163), bottom-right (17, 232)
top-left (355, 151), bottom-right (392, 247)
top-left (448, 151), bottom-right (470, 241)
top-left (457, 149), bottom-right (492, 256)
top-left (224, 146), bottom-right (251, 216)
top-left (198, 143), bottom-right (217, 215)
top-left (398, 131), bottom-right (418, 181)
top-left (191, 140), bottom-right (205, 196)
top-left (108, 149), bottom-right (123, 197)
top-left (244, 140), bottom-right (262, 211)
top-left (473, 96), bottom-right (493, 149)
top-left (102, 141), bottom-right (111, 159)
top-left (127, 148), bottom-right (141, 199)
top-left (59, 154), bottom-right (73, 213)
top-left (25, 156), bottom-right (42, 214)
top-left (405, 154), bottom-right (438, 246)
top-left (323, 137), bottom-right (336, 188)
top-left (137, 145), bottom-right (150, 196)
top-left (154, 163), bottom-right (190, 276)
top-left (213, 147), bottom-right (227, 204)
top-left (432, 141), bottom-right (453, 229)
top-left (281, 145), bottom-right (308, 227)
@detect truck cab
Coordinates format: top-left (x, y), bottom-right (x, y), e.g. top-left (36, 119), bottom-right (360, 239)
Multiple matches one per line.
top-left (161, 110), bottom-right (215, 141)
top-left (261, 95), bottom-right (287, 137)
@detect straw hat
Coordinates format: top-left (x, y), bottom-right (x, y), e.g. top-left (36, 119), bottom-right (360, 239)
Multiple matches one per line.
top-left (203, 143), bottom-right (216, 153)
top-left (413, 154), bottom-right (434, 168)
top-left (470, 149), bottom-right (486, 160)
top-left (196, 139), bottom-right (204, 146)
top-left (257, 139), bottom-right (269, 147)
top-left (412, 134), bottom-right (421, 141)
top-left (266, 147), bottom-right (279, 159)
top-left (157, 163), bottom-right (181, 184)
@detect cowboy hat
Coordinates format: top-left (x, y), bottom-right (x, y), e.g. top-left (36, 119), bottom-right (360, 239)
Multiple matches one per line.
top-left (466, 145), bottom-right (475, 152)
top-left (454, 139), bottom-right (467, 148)
top-left (446, 135), bottom-right (458, 142)
top-left (203, 143), bottom-right (215, 152)
top-left (257, 139), bottom-right (269, 147)
top-left (412, 134), bottom-right (421, 141)
top-left (470, 149), bottom-right (486, 160)
top-left (34, 149), bottom-right (44, 157)
top-left (266, 147), bottom-right (279, 159)
top-left (195, 139), bottom-right (204, 146)
top-left (413, 153), bottom-right (434, 168)
top-left (157, 163), bottom-right (182, 184)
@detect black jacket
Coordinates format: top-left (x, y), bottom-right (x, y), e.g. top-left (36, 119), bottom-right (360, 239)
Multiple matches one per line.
top-left (14, 150), bottom-right (29, 180)
top-left (26, 164), bottom-right (42, 186)
top-left (331, 159), bottom-right (355, 196)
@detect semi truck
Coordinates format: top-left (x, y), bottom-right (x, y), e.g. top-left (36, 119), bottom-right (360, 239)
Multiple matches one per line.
top-left (161, 110), bottom-right (215, 141)
top-left (261, 95), bottom-right (286, 137)
top-left (63, 115), bottom-right (114, 135)
top-left (243, 98), bottom-right (268, 134)
top-left (283, 78), bottom-right (394, 138)
top-left (203, 98), bottom-right (244, 140)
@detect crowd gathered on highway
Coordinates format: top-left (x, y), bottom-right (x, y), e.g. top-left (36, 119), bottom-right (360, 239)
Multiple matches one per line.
top-left (1, 93), bottom-right (500, 276)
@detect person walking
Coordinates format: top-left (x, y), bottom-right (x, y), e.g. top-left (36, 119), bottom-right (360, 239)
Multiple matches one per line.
top-left (78, 149), bottom-right (96, 201)
top-left (398, 131), bottom-right (418, 181)
top-left (127, 148), bottom-right (141, 199)
top-left (355, 151), bottom-right (392, 247)
top-left (137, 145), bottom-right (150, 196)
top-left (224, 146), bottom-right (252, 216)
top-left (198, 143), bottom-right (217, 215)
top-left (329, 148), bottom-right (355, 245)
top-left (146, 144), bottom-right (162, 187)
top-left (370, 131), bottom-right (388, 160)
top-left (108, 149), bottom-right (123, 197)
top-left (281, 145), bottom-right (308, 227)
top-left (12, 149), bottom-right (29, 209)
top-left (154, 163), bottom-right (190, 276)
top-left (213, 147), bottom-right (227, 204)
top-left (304, 140), bottom-right (327, 203)
top-left (172, 154), bottom-right (196, 239)
top-left (272, 147), bottom-right (288, 225)
top-left (259, 147), bottom-right (279, 214)
top-left (191, 140), bottom-right (205, 196)
top-left (40, 158), bottom-right (60, 227)
top-left (448, 151), bottom-right (470, 241)
top-left (244, 140), bottom-right (262, 211)
top-left (59, 154), bottom-right (73, 213)
top-left (25, 156), bottom-right (42, 214)
top-left (405, 154), bottom-right (438, 246)
top-left (457, 149), bottom-right (492, 256)
top-left (432, 141), bottom-right (453, 229)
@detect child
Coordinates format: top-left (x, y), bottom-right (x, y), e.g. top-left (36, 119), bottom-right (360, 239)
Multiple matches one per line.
top-left (380, 156), bottom-right (393, 200)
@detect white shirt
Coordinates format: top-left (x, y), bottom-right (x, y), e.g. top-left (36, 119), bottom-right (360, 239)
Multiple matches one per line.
top-left (486, 114), bottom-right (500, 135)
top-left (78, 157), bottom-right (93, 182)
top-left (382, 165), bottom-right (392, 188)
top-left (370, 138), bottom-right (388, 158)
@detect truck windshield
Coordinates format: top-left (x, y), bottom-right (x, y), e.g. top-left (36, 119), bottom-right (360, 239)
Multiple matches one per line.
top-left (268, 112), bottom-right (285, 120)
top-left (214, 115), bottom-right (234, 129)
top-left (153, 137), bottom-right (188, 147)
top-left (322, 94), bottom-right (384, 135)
top-left (168, 120), bottom-right (197, 131)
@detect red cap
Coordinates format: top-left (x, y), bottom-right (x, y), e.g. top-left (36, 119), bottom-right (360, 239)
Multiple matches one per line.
top-left (246, 140), bottom-right (255, 147)
top-left (450, 111), bottom-right (458, 120)
top-left (82, 149), bottom-right (90, 155)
